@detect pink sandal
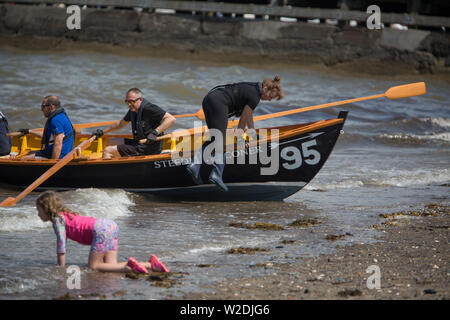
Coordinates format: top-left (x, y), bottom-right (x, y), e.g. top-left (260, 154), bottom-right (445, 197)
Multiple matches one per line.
top-left (127, 257), bottom-right (149, 274)
top-left (149, 254), bottom-right (169, 273)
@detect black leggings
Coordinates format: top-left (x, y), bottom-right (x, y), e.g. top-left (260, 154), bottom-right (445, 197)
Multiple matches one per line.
top-left (202, 90), bottom-right (230, 147)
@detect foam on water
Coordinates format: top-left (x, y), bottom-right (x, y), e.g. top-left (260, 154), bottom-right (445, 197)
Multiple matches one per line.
top-left (306, 180), bottom-right (364, 191)
top-left (307, 168), bottom-right (449, 190)
top-left (0, 189), bottom-right (134, 232)
top-left (425, 117), bottom-right (450, 128)
top-left (393, 117), bottom-right (450, 129)
top-left (0, 267), bottom-right (64, 295)
top-left (378, 132), bottom-right (450, 144)
top-left (0, 205), bottom-right (47, 232)
top-left (60, 188), bottom-right (135, 220)
top-left (186, 238), bottom-right (267, 255)
top-left (0, 276), bottom-right (40, 295)
top-left (186, 245), bottom-right (232, 255)
top-left (365, 168), bottom-right (450, 187)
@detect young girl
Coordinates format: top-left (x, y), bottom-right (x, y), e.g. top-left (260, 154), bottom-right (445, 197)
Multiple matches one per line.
top-left (36, 191), bottom-right (169, 274)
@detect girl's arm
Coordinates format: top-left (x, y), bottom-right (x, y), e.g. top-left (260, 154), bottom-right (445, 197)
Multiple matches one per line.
top-left (53, 217), bottom-right (67, 266)
top-left (57, 253), bottom-right (66, 267)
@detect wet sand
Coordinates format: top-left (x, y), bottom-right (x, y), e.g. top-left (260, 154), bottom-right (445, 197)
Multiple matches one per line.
top-left (181, 203), bottom-right (449, 300)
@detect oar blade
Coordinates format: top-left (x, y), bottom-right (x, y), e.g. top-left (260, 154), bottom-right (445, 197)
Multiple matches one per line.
top-left (196, 109), bottom-right (205, 121)
top-left (0, 197), bottom-right (17, 207)
top-left (385, 82), bottom-right (426, 100)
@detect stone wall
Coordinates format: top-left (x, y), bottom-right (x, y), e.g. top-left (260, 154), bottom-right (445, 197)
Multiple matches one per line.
top-left (0, 4), bottom-right (449, 74)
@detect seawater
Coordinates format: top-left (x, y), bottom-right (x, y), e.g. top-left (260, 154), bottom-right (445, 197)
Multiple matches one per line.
top-left (0, 47), bottom-right (449, 299)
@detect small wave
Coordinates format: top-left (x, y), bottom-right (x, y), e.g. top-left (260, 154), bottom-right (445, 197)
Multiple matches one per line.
top-left (366, 169), bottom-right (450, 188)
top-left (0, 267), bottom-right (65, 295)
top-left (185, 238), bottom-right (267, 256)
top-left (62, 188), bottom-right (134, 220)
top-left (421, 117), bottom-right (450, 129)
top-left (377, 132), bottom-right (450, 144)
top-left (0, 189), bottom-right (134, 232)
top-left (187, 245), bottom-right (230, 255)
top-left (383, 117), bottom-right (450, 134)
top-left (392, 117), bottom-right (450, 129)
top-left (0, 276), bottom-right (40, 295)
top-left (306, 180), bottom-right (364, 191)
top-left (307, 169), bottom-right (449, 190)
top-left (0, 205), bottom-right (47, 232)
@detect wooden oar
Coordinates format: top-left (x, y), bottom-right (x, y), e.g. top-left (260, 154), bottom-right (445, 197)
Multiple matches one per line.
top-left (6, 121), bottom-right (119, 137)
top-left (137, 133), bottom-right (175, 144)
top-left (6, 110), bottom-right (206, 137)
top-left (227, 82), bottom-right (426, 127)
top-left (160, 82), bottom-right (424, 126)
top-left (7, 129), bottom-right (43, 137)
top-left (173, 109), bottom-right (205, 120)
top-left (0, 136), bottom-right (97, 207)
top-left (155, 82), bottom-right (427, 138)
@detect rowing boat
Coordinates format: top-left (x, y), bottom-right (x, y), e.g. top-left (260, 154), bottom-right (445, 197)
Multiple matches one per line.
top-left (0, 111), bottom-right (348, 201)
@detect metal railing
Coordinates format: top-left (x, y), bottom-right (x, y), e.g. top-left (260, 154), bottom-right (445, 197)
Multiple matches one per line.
top-left (1, 0), bottom-right (449, 27)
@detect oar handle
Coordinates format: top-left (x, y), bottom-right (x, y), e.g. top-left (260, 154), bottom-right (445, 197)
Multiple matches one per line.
top-left (7, 128), bottom-right (43, 137)
top-left (137, 133), bottom-right (173, 144)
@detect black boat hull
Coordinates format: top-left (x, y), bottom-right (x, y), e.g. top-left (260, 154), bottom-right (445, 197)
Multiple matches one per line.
top-left (0, 112), bottom-right (348, 201)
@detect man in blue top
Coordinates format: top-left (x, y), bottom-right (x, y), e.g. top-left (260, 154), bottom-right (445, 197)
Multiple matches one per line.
top-left (20, 95), bottom-right (74, 159)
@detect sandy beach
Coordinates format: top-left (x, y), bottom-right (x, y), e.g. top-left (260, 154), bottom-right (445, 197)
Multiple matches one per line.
top-left (181, 203), bottom-right (449, 300)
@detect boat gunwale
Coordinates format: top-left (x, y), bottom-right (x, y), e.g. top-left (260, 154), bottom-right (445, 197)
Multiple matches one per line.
top-left (1, 117), bottom-right (344, 166)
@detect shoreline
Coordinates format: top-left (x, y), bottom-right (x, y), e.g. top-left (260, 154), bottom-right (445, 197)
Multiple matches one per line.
top-left (180, 203), bottom-right (449, 300)
top-left (1, 3), bottom-right (449, 78)
top-left (1, 34), bottom-right (450, 84)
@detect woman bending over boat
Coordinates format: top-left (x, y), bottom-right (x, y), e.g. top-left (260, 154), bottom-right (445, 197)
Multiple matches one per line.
top-left (36, 191), bottom-right (169, 274)
top-left (186, 76), bottom-right (284, 192)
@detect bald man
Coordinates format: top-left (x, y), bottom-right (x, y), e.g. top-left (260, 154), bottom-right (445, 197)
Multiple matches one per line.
top-left (21, 95), bottom-right (75, 160)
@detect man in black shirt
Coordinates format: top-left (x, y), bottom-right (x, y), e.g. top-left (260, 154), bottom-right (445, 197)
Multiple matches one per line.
top-left (96, 88), bottom-right (176, 159)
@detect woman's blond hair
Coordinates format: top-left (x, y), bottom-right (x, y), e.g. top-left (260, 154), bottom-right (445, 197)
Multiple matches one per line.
top-left (36, 191), bottom-right (78, 222)
top-left (262, 75), bottom-right (284, 100)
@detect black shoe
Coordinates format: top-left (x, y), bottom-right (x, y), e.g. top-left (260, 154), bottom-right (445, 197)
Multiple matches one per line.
top-left (209, 174), bottom-right (228, 192)
top-left (208, 162), bottom-right (228, 192)
top-left (186, 163), bottom-right (203, 185)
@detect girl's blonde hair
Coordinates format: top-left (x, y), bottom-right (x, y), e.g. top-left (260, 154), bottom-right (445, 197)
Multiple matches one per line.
top-left (262, 75), bottom-right (284, 100)
top-left (36, 191), bottom-right (78, 222)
